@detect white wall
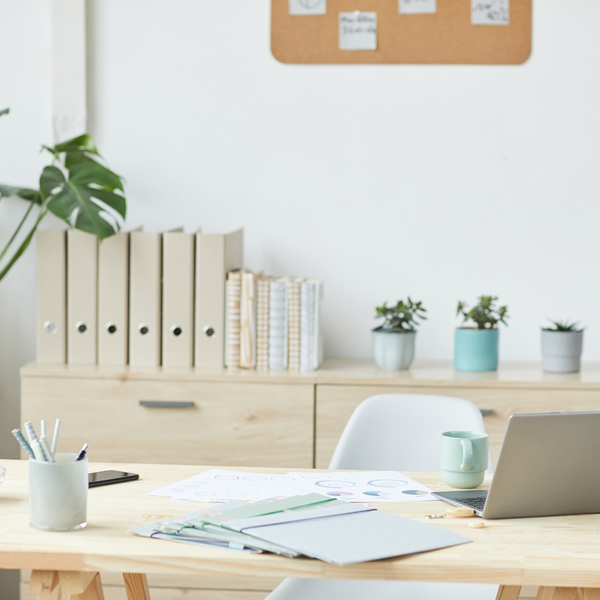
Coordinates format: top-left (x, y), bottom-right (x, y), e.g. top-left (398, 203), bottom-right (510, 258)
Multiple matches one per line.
top-left (0, 5), bottom-right (52, 600)
top-left (2, 0), bottom-right (600, 453)
top-left (87, 0), bottom-right (600, 363)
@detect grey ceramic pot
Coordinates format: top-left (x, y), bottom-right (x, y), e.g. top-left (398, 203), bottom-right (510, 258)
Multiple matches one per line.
top-left (372, 328), bottom-right (416, 370)
top-left (541, 330), bottom-right (584, 373)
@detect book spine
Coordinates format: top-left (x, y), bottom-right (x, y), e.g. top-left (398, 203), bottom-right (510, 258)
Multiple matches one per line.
top-left (268, 280), bottom-right (287, 370)
top-left (226, 271), bottom-right (242, 368)
top-left (287, 279), bottom-right (302, 370)
top-left (239, 271), bottom-right (255, 369)
top-left (256, 278), bottom-right (270, 370)
top-left (300, 281), bottom-right (317, 371)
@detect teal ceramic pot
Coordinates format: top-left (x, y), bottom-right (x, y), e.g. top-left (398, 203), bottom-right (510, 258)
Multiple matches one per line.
top-left (454, 328), bottom-right (499, 372)
top-left (372, 329), bottom-right (416, 370)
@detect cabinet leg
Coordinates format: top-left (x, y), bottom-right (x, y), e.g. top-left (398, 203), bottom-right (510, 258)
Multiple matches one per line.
top-left (123, 573), bottom-right (152, 600)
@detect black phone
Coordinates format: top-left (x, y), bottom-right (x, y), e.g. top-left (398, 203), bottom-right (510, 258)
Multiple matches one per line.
top-left (88, 470), bottom-right (139, 488)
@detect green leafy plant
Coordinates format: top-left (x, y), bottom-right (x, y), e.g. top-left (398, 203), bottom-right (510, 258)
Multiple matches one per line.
top-left (0, 108), bottom-right (126, 282)
top-left (374, 298), bottom-right (427, 332)
top-left (543, 320), bottom-right (583, 332)
top-left (456, 295), bottom-right (508, 330)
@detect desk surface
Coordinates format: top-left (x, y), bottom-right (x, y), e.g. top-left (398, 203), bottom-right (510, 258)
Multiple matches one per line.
top-left (2, 460), bottom-right (600, 588)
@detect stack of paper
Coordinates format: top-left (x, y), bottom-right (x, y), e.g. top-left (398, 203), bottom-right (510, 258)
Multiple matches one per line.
top-left (132, 493), bottom-right (471, 565)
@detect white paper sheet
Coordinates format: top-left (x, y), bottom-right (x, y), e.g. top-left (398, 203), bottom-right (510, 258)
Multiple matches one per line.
top-left (399, 0), bottom-right (436, 15)
top-left (289, 0), bottom-right (326, 16)
top-left (289, 471), bottom-right (435, 502)
top-left (339, 12), bottom-right (377, 51)
top-left (148, 469), bottom-right (434, 504)
top-left (472, 0), bottom-right (509, 25)
top-left (147, 473), bottom-right (213, 498)
top-left (161, 470), bottom-right (312, 504)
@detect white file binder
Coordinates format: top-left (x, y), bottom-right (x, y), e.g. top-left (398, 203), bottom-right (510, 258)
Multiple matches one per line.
top-left (129, 231), bottom-right (162, 367)
top-left (98, 232), bottom-right (129, 365)
top-left (67, 229), bottom-right (98, 365)
top-left (162, 231), bottom-right (194, 367)
top-left (36, 230), bottom-right (67, 364)
top-left (194, 229), bottom-right (243, 368)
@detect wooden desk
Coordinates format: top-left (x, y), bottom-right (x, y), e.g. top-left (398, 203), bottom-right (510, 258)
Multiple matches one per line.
top-left (4, 460), bottom-right (600, 600)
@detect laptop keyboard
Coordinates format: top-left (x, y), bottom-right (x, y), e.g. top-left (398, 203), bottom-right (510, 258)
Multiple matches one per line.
top-left (457, 496), bottom-right (487, 510)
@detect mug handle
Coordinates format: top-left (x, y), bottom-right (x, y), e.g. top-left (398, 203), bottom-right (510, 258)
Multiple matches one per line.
top-left (460, 439), bottom-right (473, 472)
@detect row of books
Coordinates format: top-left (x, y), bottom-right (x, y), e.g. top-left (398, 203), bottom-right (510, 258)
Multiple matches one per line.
top-left (225, 271), bottom-right (323, 371)
top-left (36, 228), bottom-right (243, 368)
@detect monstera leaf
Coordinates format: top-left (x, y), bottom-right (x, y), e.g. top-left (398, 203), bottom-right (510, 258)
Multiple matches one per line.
top-left (0, 114), bottom-right (127, 281)
top-left (45, 134), bottom-right (101, 169)
top-left (0, 184), bottom-right (41, 204)
top-left (40, 160), bottom-right (126, 240)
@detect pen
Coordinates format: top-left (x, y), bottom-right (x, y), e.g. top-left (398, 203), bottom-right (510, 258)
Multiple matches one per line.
top-left (24, 422), bottom-right (39, 447)
top-left (51, 418), bottom-right (61, 456)
top-left (39, 436), bottom-right (55, 463)
top-left (30, 439), bottom-right (45, 462)
top-left (11, 429), bottom-right (34, 459)
top-left (74, 443), bottom-right (88, 462)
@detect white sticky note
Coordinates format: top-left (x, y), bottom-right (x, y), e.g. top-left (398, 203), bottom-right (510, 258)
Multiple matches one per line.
top-left (289, 0), bottom-right (326, 16)
top-left (472, 0), bottom-right (509, 25)
top-left (399, 0), bottom-right (436, 15)
top-left (339, 12), bottom-right (377, 51)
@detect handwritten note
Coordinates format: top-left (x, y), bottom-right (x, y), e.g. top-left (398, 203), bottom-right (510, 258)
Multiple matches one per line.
top-left (289, 0), bottom-right (326, 16)
top-left (472, 0), bottom-right (509, 25)
top-left (339, 12), bottom-right (377, 51)
top-left (399, 0), bottom-right (436, 15)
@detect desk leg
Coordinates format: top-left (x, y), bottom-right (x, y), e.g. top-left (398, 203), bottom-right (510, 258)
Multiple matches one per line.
top-left (497, 586), bottom-right (522, 600)
top-left (61, 573), bottom-right (104, 600)
top-left (123, 573), bottom-right (152, 600)
top-left (30, 570), bottom-right (61, 599)
top-left (30, 571), bottom-right (105, 600)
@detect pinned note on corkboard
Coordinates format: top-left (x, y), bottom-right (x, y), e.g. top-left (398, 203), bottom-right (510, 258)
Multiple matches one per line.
top-left (271, 0), bottom-right (532, 65)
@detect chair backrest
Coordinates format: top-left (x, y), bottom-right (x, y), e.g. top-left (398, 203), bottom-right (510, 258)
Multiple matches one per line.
top-left (329, 394), bottom-right (493, 473)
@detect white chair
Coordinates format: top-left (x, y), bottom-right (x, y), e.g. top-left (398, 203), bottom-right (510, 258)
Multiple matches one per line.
top-left (265, 394), bottom-right (498, 600)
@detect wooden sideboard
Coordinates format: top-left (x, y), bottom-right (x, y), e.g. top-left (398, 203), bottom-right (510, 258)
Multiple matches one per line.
top-left (20, 358), bottom-right (600, 600)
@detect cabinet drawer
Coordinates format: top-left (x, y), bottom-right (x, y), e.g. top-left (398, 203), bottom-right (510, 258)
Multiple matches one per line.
top-left (316, 385), bottom-right (600, 468)
top-left (21, 377), bottom-right (314, 468)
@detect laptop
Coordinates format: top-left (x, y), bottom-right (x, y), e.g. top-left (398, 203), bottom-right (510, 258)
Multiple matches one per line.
top-left (432, 412), bottom-right (600, 519)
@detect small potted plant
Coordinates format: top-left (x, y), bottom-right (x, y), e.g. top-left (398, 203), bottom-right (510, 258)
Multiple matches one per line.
top-left (455, 296), bottom-right (508, 372)
top-left (372, 298), bottom-right (426, 370)
top-left (541, 320), bottom-right (584, 373)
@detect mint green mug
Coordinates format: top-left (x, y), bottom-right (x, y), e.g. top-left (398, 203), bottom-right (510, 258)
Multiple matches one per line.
top-left (440, 431), bottom-right (489, 489)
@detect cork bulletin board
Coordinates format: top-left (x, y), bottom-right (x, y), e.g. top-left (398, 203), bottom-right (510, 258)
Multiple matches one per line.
top-left (271, 0), bottom-right (532, 65)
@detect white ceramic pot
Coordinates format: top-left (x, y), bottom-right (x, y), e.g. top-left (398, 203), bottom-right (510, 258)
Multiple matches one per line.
top-left (372, 329), bottom-right (416, 370)
top-left (541, 330), bottom-right (584, 373)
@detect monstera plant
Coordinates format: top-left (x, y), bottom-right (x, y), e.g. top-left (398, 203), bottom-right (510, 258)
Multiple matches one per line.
top-left (0, 108), bottom-right (126, 281)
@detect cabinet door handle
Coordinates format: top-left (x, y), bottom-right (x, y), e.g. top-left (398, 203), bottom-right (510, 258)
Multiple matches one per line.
top-left (480, 409), bottom-right (494, 416)
top-left (139, 400), bottom-right (195, 409)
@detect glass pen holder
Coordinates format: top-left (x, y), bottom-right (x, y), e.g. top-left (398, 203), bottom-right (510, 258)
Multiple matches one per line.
top-left (29, 453), bottom-right (88, 531)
